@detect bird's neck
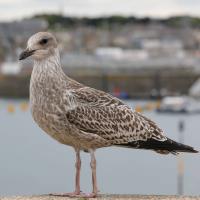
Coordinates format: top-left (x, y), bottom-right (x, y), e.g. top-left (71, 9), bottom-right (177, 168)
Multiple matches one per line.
top-left (33, 48), bottom-right (64, 77)
top-left (30, 48), bottom-right (82, 95)
top-left (33, 49), bottom-right (62, 74)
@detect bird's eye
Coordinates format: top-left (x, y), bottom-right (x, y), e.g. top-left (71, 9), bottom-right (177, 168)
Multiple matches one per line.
top-left (39, 38), bottom-right (48, 45)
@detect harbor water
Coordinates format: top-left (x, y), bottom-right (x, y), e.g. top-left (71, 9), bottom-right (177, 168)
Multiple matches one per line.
top-left (0, 99), bottom-right (199, 196)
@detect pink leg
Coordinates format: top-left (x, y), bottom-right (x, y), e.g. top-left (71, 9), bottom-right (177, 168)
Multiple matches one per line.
top-left (68, 149), bottom-right (81, 195)
top-left (88, 150), bottom-right (98, 197)
top-left (69, 150), bottom-right (98, 198)
top-left (67, 150), bottom-right (99, 198)
top-left (49, 149), bottom-right (81, 197)
top-left (49, 149), bottom-right (98, 198)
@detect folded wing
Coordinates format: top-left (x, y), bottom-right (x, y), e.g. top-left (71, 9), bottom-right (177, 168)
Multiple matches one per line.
top-left (65, 87), bottom-right (167, 146)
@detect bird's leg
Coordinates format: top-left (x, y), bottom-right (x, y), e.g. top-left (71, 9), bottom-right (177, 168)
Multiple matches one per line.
top-left (64, 149), bottom-right (82, 196)
top-left (49, 149), bottom-right (98, 198)
top-left (91, 150), bottom-right (98, 194)
top-left (73, 149), bottom-right (81, 194)
top-left (67, 150), bottom-right (98, 198)
top-left (87, 150), bottom-right (98, 197)
top-left (49, 149), bottom-right (82, 197)
top-left (73, 150), bottom-right (99, 198)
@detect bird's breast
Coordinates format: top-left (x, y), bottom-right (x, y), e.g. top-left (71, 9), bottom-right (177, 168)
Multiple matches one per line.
top-left (30, 75), bottom-right (74, 144)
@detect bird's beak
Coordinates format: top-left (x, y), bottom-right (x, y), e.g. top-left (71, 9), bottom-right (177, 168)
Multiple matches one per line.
top-left (19, 49), bottom-right (36, 60)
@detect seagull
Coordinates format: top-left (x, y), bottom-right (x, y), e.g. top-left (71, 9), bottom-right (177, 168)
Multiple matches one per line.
top-left (19, 32), bottom-right (198, 198)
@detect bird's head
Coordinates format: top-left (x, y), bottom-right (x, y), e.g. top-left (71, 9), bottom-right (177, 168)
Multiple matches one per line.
top-left (19, 32), bottom-right (58, 61)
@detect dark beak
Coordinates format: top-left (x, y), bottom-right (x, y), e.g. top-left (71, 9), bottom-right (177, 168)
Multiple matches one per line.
top-left (19, 49), bottom-right (35, 60)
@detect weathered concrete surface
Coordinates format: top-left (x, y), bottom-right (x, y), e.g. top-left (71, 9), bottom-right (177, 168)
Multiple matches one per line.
top-left (0, 195), bottom-right (200, 200)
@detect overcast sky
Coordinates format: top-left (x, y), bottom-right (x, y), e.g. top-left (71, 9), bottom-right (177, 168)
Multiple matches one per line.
top-left (1, 0), bottom-right (200, 22)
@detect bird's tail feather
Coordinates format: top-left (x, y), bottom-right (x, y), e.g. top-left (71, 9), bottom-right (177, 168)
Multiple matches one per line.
top-left (117, 137), bottom-right (198, 154)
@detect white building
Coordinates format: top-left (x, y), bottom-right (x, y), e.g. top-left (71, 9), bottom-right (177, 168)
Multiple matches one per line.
top-left (0, 61), bottom-right (22, 75)
top-left (95, 47), bottom-right (148, 61)
top-left (141, 39), bottom-right (185, 58)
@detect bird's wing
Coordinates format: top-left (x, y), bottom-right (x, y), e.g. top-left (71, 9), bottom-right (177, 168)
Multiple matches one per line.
top-left (72, 86), bottom-right (128, 108)
top-left (65, 87), bottom-right (167, 145)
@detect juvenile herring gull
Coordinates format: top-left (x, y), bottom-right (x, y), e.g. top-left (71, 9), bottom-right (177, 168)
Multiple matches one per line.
top-left (19, 32), bottom-right (198, 198)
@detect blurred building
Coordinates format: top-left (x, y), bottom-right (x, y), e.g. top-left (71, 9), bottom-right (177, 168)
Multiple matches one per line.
top-left (1, 16), bottom-right (200, 98)
top-left (0, 19), bottom-right (47, 61)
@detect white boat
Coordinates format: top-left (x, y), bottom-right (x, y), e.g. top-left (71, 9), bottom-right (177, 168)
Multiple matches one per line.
top-left (157, 96), bottom-right (200, 113)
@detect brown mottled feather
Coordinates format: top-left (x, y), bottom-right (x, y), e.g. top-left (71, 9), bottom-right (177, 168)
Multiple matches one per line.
top-left (28, 32), bottom-right (197, 154)
top-left (66, 87), bottom-right (167, 145)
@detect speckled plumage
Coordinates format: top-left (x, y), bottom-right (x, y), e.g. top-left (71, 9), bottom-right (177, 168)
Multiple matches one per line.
top-left (30, 47), bottom-right (168, 151)
top-left (27, 32), bottom-right (197, 154)
top-left (20, 32), bottom-right (197, 197)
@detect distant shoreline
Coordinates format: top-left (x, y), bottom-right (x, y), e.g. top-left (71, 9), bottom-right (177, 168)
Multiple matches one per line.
top-left (0, 66), bottom-right (197, 98)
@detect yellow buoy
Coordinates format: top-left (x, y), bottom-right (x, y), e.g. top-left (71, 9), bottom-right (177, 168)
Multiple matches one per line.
top-left (144, 103), bottom-right (154, 111)
top-left (156, 100), bottom-right (161, 109)
top-left (7, 104), bottom-right (15, 113)
top-left (20, 102), bottom-right (29, 111)
top-left (135, 105), bottom-right (143, 113)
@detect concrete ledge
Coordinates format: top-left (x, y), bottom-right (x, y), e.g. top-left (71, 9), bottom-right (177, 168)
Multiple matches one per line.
top-left (0, 195), bottom-right (200, 200)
